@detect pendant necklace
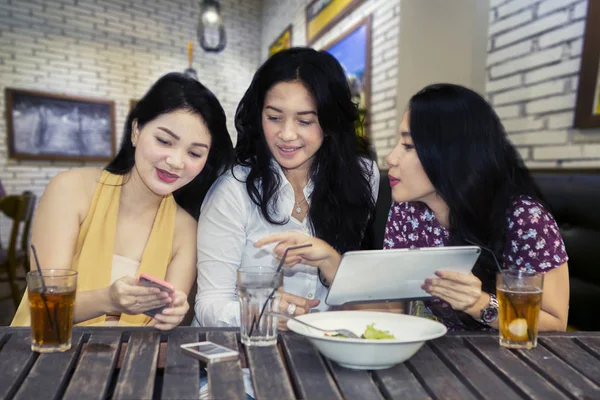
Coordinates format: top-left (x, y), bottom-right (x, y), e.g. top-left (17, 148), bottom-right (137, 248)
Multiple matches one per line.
top-left (294, 198), bottom-right (307, 214)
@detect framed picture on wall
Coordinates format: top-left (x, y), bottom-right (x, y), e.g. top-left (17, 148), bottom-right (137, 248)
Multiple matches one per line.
top-left (322, 16), bottom-right (372, 137)
top-left (269, 25), bottom-right (293, 57)
top-left (5, 88), bottom-right (116, 161)
top-left (305, 0), bottom-right (364, 45)
top-left (574, 0), bottom-right (600, 129)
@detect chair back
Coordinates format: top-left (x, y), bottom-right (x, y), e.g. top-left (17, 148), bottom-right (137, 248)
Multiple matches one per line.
top-left (0, 191), bottom-right (36, 262)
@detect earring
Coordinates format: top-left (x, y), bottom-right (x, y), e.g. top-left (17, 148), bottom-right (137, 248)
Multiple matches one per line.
top-left (131, 122), bottom-right (139, 147)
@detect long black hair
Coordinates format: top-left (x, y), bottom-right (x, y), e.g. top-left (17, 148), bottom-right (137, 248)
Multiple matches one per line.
top-left (408, 83), bottom-right (544, 292)
top-left (105, 72), bottom-right (234, 219)
top-left (235, 47), bottom-right (376, 253)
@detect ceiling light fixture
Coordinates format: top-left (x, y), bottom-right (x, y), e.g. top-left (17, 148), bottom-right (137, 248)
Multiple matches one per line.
top-left (197, 0), bottom-right (226, 53)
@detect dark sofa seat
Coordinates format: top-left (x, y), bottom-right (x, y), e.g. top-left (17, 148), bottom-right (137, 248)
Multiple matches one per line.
top-left (368, 169), bottom-right (600, 331)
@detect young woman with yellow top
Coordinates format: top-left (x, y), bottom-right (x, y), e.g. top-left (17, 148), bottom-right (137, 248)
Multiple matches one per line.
top-left (12, 73), bottom-right (234, 329)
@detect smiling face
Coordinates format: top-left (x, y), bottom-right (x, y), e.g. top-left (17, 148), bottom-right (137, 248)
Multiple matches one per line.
top-left (131, 109), bottom-right (211, 197)
top-left (385, 111), bottom-right (436, 203)
top-left (261, 81), bottom-right (324, 175)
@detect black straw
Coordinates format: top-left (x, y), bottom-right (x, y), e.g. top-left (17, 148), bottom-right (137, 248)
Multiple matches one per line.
top-left (31, 245), bottom-right (48, 292)
top-left (249, 243), bottom-right (313, 337)
top-left (464, 239), bottom-right (526, 330)
top-left (275, 243), bottom-right (313, 273)
top-left (464, 238), bottom-right (504, 274)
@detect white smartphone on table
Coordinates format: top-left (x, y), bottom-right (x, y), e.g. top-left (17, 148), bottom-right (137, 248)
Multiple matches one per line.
top-left (180, 341), bottom-right (239, 363)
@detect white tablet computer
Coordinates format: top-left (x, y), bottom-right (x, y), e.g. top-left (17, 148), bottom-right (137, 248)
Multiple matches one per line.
top-left (325, 246), bottom-right (481, 306)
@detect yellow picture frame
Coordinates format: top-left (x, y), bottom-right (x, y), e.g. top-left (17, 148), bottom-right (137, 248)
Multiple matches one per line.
top-left (269, 25), bottom-right (293, 57)
top-left (305, 0), bottom-right (364, 45)
top-left (574, 0), bottom-right (600, 128)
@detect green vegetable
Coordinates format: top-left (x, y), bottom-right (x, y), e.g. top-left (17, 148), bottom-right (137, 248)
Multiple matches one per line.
top-left (361, 323), bottom-right (395, 339)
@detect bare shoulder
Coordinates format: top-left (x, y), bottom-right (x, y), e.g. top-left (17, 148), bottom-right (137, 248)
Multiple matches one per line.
top-left (175, 207), bottom-right (198, 233)
top-left (173, 206), bottom-right (198, 243)
top-left (44, 167), bottom-right (102, 208)
top-left (48, 167), bottom-right (102, 190)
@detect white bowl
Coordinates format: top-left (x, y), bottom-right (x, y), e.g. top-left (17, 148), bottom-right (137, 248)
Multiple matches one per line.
top-left (286, 311), bottom-right (447, 370)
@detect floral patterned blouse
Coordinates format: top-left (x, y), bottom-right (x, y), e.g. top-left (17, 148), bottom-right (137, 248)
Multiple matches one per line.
top-left (383, 196), bottom-right (568, 331)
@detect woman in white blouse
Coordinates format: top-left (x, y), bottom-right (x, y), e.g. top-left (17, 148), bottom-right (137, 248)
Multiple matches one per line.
top-left (194, 48), bottom-right (379, 327)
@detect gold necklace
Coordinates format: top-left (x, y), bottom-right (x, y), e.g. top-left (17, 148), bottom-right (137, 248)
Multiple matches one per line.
top-left (294, 198), bottom-right (307, 214)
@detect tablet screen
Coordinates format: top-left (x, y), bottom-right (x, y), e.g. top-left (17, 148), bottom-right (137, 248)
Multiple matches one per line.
top-left (325, 246), bottom-right (481, 306)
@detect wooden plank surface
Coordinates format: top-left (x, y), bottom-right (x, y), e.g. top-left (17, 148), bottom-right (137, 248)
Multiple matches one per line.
top-left (430, 336), bottom-right (523, 400)
top-left (407, 343), bottom-right (479, 400)
top-left (246, 343), bottom-right (295, 400)
top-left (467, 336), bottom-right (569, 400)
top-left (540, 337), bottom-right (600, 386)
top-left (113, 331), bottom-right (161, 400)
top-left (161, 330), bottom-right (201, 400)
top-left (14, 332), bottom-right (84, 400)
top-left (207, 331), bottom-right (246, 400)
top-left (0, 330), bottom-right (37, 400)
top-left (577, 337), bottom-right (600, 357)
top-left (516, 342), bottom-right (600, 399)
top-left (280, 333), bottom-right (343, 400)
top-left (63, 331), bottom-right (121, 400)
top-left (1, 328), bottom-right (598, 400)
top-left (372, 363), bottom-right (432, 400)
top-left (325, 358), bottom-right (385, 400)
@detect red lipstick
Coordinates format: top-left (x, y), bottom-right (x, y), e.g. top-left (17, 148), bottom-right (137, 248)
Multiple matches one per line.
top-left (156, 168), bottom-right (179, 183)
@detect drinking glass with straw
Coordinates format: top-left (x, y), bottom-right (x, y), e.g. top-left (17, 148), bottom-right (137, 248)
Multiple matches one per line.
top-left (238, 244), bottom-right (312, 346)
top-left (26, 245), bottom-right (77, 353)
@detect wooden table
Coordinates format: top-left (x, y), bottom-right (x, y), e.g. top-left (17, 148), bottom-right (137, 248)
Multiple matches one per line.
top-left (1, 327), bottom-right (599, 400)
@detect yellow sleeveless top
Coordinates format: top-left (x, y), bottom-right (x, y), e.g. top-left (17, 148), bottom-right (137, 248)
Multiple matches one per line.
top-left (11, 170), bottom-right (177, 326)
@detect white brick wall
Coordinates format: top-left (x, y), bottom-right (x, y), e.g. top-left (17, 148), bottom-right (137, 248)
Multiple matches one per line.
top-left (490, 45), bottom-right (564, 78)
top-left (0, 0), bottom-right (261, 245)
top-left (487, 0), bottom-right (600, 168)
top-left (260, 0), bottom-right (401, 167)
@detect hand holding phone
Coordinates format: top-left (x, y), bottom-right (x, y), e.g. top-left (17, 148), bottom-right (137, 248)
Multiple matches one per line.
top-left (137, 273), bottom-right (175, 317)
top-left (181, 341), bottom-right (239, 363)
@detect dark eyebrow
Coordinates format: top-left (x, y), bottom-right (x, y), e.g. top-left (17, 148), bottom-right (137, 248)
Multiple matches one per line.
top-left (264, 105), bottom-right (282, 113)
top-left (265, 105), bottom-right (317, 116)
top-left (158, 127), bottom-right (209, 149)
top-left (400, 131), bottom-right (411, 137)
top-left (297, 110), bottom-right (317, 116)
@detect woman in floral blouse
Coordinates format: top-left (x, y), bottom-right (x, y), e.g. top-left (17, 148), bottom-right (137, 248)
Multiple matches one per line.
top-left (380, 83), bottom-right (569, 331)
top-left (256, 83), bottom-right (569, 331)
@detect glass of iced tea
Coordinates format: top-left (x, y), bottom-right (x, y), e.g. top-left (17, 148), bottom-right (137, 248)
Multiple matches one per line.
top-left (26, 269), bottom-right (77, 353)
top-left (496, 269), bottom-right (543, 349)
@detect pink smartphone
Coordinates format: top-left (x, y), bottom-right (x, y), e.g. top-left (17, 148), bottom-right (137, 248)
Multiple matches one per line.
top-left (137, 273), bottom-right (175, 317)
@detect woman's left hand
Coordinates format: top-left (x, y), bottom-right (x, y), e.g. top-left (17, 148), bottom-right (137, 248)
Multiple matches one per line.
top-left (152, 290), bottom-right (189, 330)
top-left (422, 271), bottom-right (484, 312)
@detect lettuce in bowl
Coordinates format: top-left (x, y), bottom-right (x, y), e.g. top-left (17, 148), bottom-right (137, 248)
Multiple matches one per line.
top-left (361, 323), bottom-right (395, 339)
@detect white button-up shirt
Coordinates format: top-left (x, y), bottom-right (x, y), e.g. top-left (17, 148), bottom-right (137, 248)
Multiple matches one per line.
top-left (194, 160), bottom-right (380, 327)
